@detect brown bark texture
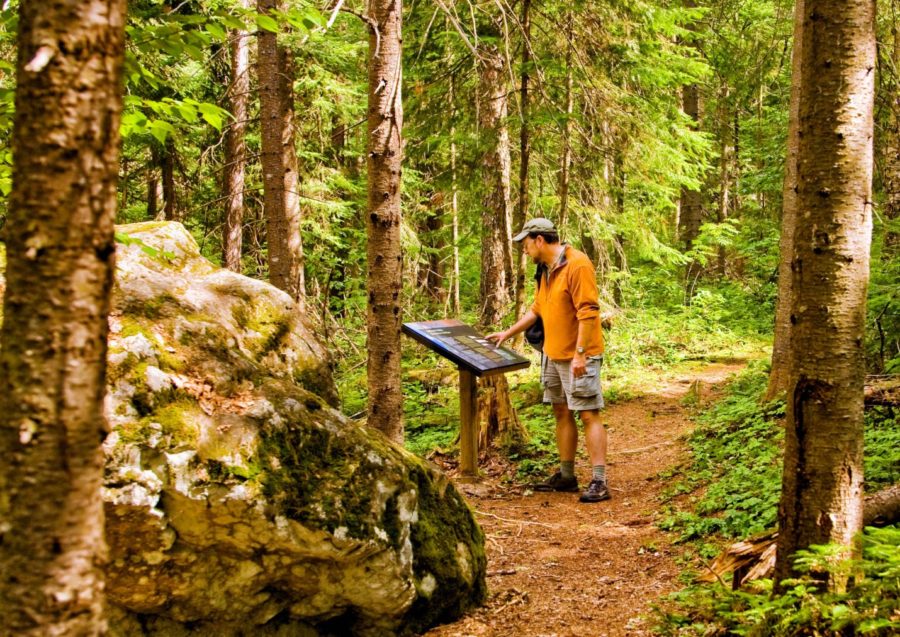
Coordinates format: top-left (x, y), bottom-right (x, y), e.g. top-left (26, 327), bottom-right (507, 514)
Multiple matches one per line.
top-left (162, 137), bottom-right (177, 221)
top-left (766, 0), bottom-right (805, 400)
top-left (774, 0), bottom-right (875, 586)
top-left (558, 21), bottom-right (574, 230)
top-left (679, 81), bottom-right (702, 299)
top-left (0, 1), bottom-right (126, 634)
top-left (881, 22), bottom-right (900, 250)
top-left (222, 1), bottom-right (251, 272)
top-left (478, 46), bottom-right (514, 322)
top-left (477, 45), bottom-right (526, 451)
top-left (365, 0), bottom-right (404, 442)
top-left (257, 0), bottom-right (305, 304)
top-left (512, 0), bottom-right (531, 348)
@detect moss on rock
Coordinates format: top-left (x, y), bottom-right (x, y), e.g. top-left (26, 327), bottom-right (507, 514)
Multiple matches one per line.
top-left (103, 222), bottom-right (485, 636)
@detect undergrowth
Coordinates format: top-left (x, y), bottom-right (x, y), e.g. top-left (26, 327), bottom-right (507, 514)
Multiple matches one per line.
top-left (655, 527), bottom-right (900, 636)
top-left (653, 364), bottom-right (900, 636)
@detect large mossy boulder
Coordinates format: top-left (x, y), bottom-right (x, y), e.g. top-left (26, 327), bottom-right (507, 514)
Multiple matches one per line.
top-left (98, 222), bottom-right (486, 635)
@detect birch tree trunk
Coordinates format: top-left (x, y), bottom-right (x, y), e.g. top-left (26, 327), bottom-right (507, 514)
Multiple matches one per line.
top-left (766, 0), bottom-right (804, 401)
top-left (223, 0), bottom-right (251, 272)
top-left (0, 1), bottom-right (126, 633)
top-left (365, 0), bottom-right (404, 442)
top-left (257, 0), bottom-right (306, 305)
top-left (773, 0), bottom-right (875, 588)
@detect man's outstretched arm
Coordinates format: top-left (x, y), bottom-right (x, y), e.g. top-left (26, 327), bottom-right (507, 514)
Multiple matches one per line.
top-left (485, 309), bottom-right (539, 347)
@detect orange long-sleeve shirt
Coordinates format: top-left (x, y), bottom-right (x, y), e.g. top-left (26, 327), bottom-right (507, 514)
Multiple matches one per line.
top-left (531, 245), bottom-right (604, 361)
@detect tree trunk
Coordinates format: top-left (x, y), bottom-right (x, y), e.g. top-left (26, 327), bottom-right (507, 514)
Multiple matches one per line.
top-left (881, 18), bottom-right (900, 250)
top-left (679, 81), bottom-right (702, 302)
top-left (716, 88), bottom-right (732, 277)
top-left (766, 0), bottom-right (805, 401)
top-left (0, 1), bottom-right (125, 633)
top-left (365, 0), bottom-right (404, 442)
top-left (147, 159), bottom-right (159, 220)
top-left (257, 0), bottom-right (305, 305)
top-left (512, 0), bottom-right (532, 349)
top-left (477, 44), bottom-right (527, 451)
top-left (162, 137), bottom-right (177, 221)
top-left (611, 143), bottom-right (626, 307)
top-left (450, 73), bottom-right (461, 317)
top-left (222, 0), bottom-right (250, 273)
top-left (773, 0), bottom-right (875, 588)
top-left (478, 46), bottom-right (514, 321)
top-left (558, 15), bottom-right (574, 230)
top-left (425, 203), bottom-right (446, 304)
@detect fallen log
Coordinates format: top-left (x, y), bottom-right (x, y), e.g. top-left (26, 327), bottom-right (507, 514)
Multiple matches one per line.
top-left (864, 374), bottom-right (900, 406)
top-left (698, 484), bottom-right (900, 588)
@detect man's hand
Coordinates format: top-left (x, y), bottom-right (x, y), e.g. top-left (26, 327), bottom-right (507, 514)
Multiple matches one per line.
top-left (485, 331), bottom-right (509, 348)
top-left (570, 353), bottom-right (587, 378)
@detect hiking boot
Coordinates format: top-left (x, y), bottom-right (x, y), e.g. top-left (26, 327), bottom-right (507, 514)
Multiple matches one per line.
top-left (579, 478), bottom-right (611, 503)
top-left (532, 471), bottom-right (579, 492)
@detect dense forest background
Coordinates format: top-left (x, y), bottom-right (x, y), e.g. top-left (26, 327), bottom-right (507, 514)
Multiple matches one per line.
top-left (0, 0), bottom-right (894, 380)
top-left (0, 0), bottom-right (898, 633)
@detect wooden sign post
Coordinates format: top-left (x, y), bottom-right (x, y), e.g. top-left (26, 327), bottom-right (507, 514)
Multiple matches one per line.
top-left (402, 319), bottom-right (530, 480)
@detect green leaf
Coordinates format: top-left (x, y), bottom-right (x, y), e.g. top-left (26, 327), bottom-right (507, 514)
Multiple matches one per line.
top-left (205, 21), bottom-right (227, 40)
top-left (198, 103), bottom-right (225, 131)
top-left (176, 103), bottom-right (198, 123)
top-left (255, 14), bottom-right (279, 33)
top-left (148, 120), bottom-right (176, 144)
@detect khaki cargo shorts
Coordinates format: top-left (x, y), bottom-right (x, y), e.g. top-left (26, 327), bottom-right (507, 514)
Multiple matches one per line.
top-left (542, 355), bottom-right (605, 412)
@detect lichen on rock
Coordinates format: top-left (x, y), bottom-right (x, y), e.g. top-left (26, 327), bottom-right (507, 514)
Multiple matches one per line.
top-left (95, 222), bottom-right (487, 635)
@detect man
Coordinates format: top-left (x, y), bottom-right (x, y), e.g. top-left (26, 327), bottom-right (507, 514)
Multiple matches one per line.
top-left (486, 217), bottom-right (609, 503)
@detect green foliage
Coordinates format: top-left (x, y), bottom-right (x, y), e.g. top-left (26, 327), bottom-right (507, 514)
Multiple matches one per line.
top-left (658, 362), bottom-right (784, 541)
top-left (653, 526), bottom-right (900, 636)
top-left (658, 366), bottom-right (900, 545)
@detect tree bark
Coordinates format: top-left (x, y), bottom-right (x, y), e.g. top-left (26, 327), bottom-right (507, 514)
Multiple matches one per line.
top-left (766, 0), bottom-right (805, 401)
top-left (512, 0), bottom-right (532, 349)
top-left (222, 0), bottom-right (251, 272)
top-left (478, 46), bottom-right (514, 321)
top-left (147, 158), bottom-right (159, 220)
top-left (715, 87), bottom-right (732, 277)
top-left (450, 73), bottom-right (461, 317)
top-left (365, 0), bottom-right (404, 442)
top-left (0, 1), bottom-right (125, 633)
top-left (425, 203), bottom-right (446, 304)
top-left (257, 0), bottom-right (305, 305)
top-left (477, 43), bottom-right (527, 451)
top-left (162, 137), bottom-right (177, 221)
top-left (774, 0), bottom-right (875, 588)
top-left (558, 15), bottom-right (574, 230)
top-left (679, 80), bottom-right (702, 302)
top-left (881, 19), bottom-right (900, 251)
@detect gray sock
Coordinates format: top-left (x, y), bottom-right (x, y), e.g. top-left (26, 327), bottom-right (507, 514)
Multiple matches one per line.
top-left (560, 460), bottom-right (575, 479)
top-left (592, 465), bottom-right (606, 483)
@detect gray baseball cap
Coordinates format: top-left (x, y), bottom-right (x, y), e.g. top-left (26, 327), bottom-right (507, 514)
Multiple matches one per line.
top-left (513, 217), bottom-right (558, 242)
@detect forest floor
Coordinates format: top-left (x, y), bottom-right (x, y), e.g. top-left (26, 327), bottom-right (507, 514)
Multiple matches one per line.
top-left (423, 361), bottom-right (747, 637)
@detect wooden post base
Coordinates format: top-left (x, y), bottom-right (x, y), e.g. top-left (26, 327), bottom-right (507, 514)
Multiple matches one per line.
top-left (459, 369), bottom-right (479, 479)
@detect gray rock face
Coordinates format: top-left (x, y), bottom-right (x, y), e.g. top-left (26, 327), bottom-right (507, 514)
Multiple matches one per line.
top-left (100, 222), bottom-right (486, 635)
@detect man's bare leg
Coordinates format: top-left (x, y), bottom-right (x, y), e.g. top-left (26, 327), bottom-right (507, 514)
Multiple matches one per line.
top-left (552, 402), bottom-right (578, 462)
top-left (578, 408), bottom-right (610, 501)
top-left (579, 408), bottom-right (607, 466)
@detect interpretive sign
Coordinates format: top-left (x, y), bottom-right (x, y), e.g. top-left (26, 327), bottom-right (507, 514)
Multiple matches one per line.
top-left (401, 319), bottom-right (530, 377)
top-left (402, 319), bottom-right (531, 480)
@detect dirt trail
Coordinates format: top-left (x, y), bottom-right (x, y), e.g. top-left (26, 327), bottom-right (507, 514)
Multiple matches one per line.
top-left (424, 363), bottom-right (745, 637)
